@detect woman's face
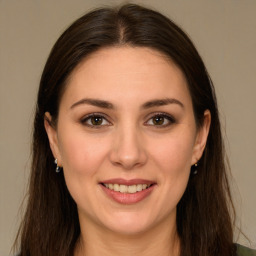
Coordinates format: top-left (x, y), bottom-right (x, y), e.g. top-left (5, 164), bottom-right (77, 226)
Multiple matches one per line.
top-left (45, 46), bottom-right (210, 235)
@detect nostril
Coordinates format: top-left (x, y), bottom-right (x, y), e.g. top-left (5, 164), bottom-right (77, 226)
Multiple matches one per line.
top-left (109, 148), bottom-right (147, 170)
top-left (108, 132), bottom-right (148, 170)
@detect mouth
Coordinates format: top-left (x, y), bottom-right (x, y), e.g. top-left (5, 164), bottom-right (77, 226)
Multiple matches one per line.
top-left (101, 183), bottom-right (153, 193)
top-left (99, 179), bottom-right (156, 204)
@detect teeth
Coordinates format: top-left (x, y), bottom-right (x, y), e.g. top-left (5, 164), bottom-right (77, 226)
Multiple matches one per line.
top-left (103, 183), bottom-right (151, 193)
top-left (113, 184), bottom-right (119, 191)
top-left (128, 185), bottom-right (136, 193)
top-left (119, 185), bottom-right (128, 193)
top-left (137, 184), bottom-right (142, 192)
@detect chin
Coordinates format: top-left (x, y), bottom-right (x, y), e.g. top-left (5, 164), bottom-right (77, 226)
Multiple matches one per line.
top-left (107, 223), bottom-right (150, 236)
top-left (100, 211), bottom-right (160, 236)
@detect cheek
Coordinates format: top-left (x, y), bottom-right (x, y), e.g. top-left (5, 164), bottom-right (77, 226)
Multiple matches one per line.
top-left (150, 128), bottom-right (195, 194)
top-left (57, 131), bottom-right (112, 210)
top-left (151, 130), bottom-right (195, 174)
top-left (151, 132), bottom-right (194, 206)
top-left (58, 130), bottom-right (110, 176)
top-left (156, 141), bottom-right (191, 192)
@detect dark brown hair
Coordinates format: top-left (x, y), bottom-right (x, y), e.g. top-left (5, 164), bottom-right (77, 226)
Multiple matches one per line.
top-left (15, 4), bottom-right (236, 256)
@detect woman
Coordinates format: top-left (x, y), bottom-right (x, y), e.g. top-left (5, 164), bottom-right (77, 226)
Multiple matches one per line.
top-left (14, 3), bottom-right (255, 256)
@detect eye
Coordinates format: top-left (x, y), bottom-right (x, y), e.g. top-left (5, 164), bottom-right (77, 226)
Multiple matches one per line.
top-left (145, 113), bottom-right (175, 127)
top-left (81, 114), bottom-right (111, 127)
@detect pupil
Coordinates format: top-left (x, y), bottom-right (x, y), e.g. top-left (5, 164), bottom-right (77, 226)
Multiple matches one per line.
top-left (91, 116), bottom-right (102, 125)
top-left (153, 116), bottom-right (164, 125)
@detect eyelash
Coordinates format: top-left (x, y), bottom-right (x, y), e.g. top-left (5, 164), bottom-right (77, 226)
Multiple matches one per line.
top-left (145, 112), bottom-right (175, 127)
top-left (80, 112), bottom-right (175, 128)
top-left (80, 113), bottom-right (111, 128)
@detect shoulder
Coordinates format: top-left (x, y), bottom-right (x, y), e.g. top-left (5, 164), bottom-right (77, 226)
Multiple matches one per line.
top-left (236, 244), bottom-right (256, 256)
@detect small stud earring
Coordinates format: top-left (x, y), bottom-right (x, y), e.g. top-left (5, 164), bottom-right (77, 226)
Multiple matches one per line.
top-left (193, 163), bottom-right (198, 175)
top-left (54, 158), bottom-right (61, 173)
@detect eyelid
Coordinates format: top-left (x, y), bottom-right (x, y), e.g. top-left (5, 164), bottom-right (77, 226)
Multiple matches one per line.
top-left (80, 112), bottom-right (112, 127)
top-left (144, 112), bottom-right (176, 127)
top-left (79, 111), bottom-right (175, 128)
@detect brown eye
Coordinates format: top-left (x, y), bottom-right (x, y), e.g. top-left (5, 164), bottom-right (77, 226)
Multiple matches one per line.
top-left (81, 114), bottom-right (110, 127)
top-left (146, 113), bottom-right (175, 127)
top-left (91, 116), bottom-right (103, 125)
top-left (152, 116), bottom-right (165, 125)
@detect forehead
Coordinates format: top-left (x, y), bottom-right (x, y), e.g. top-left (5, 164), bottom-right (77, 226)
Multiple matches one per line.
top-left (61, 46), bottom-right (191, 108)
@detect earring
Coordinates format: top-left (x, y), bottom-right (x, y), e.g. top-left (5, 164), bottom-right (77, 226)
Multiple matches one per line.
top-left (54, 158), bottom-right (61, 173)
top-left (193, 163), bottom-right (198, 175)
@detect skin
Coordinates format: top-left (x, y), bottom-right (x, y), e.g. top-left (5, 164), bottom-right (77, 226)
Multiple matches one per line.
top-left (45, 46), bottom-right (211, 256)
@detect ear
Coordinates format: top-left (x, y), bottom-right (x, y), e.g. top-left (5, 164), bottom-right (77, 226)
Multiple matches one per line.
top-left (44, 112), bottom-right (62, 166)
top-left (191, 110), bottom-right (211, 165)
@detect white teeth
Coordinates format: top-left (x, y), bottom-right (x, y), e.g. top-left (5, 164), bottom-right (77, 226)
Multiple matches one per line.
top-left (113, 184), bottom-right (119, 191)
top-left (128, 185), bottom-right (137, 193)
top-left (137, 184), bottom-right (142, 191)
top-left (142, 184), bottom-right (147, 189)
top-left (119, 184), bottom-right (128, 193)
top-left (103, 183), bottom-right (151, 193)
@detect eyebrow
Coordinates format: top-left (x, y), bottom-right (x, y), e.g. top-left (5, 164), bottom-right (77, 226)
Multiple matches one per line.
top-left (141, 98), bottom-right (184, 109)
top-left (70, 97), bottom-right (184, 110)
top-left (70, 98), bottom-right (114, 109)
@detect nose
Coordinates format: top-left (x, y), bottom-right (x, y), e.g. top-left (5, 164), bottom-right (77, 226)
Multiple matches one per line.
top-left (109, 125), bottom-right (147, 170)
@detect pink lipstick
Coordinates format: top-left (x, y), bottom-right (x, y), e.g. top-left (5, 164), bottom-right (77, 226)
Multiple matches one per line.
top-left (99, 178), bottom-right (156, 204)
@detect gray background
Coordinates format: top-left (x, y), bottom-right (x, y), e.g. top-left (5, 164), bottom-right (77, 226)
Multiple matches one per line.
top-left (0, 0), bottom-right (255, 255)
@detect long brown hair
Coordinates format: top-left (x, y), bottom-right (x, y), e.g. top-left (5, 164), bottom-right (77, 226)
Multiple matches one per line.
top-left (15, 4), bottom-right (236, 256)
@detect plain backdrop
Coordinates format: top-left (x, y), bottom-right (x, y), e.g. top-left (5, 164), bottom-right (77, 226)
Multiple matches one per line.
top-left (0, 0), bottom-right (255, 255)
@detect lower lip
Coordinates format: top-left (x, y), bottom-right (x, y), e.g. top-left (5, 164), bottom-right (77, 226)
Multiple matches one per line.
top-left (100, 184), bottom-right (155, 204)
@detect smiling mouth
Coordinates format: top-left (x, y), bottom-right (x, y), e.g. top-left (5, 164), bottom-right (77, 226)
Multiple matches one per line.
top-left (100, 179), bottom-right (156, 204)
top-left (101, 183), bottom-right (153, 193)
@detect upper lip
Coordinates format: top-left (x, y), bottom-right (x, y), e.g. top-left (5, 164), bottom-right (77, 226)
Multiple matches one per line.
top-left (100, 178), bottom-right (156, 186)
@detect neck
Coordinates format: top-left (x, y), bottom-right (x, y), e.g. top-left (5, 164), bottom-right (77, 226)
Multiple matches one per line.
top-left (74, 217), bottom-right (180, 256)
